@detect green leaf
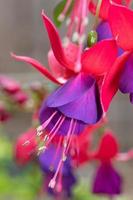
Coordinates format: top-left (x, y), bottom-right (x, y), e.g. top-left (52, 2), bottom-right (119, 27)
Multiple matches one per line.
top-left (53, 0), bottom-right (74, 27)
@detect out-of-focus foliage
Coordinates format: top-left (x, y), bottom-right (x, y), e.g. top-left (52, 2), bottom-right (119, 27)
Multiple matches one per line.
top-left (0, 133), bottom-right (42, 200)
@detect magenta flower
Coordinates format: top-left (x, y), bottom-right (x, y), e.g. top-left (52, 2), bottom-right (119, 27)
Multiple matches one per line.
top-left (15, 128), bottom-right (37, 165)
top-left (11, 11), bottom-right (118, 189)
top-left (0, 102), bottom-right (10, 123)
top-left (0, 75), bottom-right (20, 94)
top-left (93, 162), bottom-right (122, 196)
top-left (91, 132), bottom-right (122, 197)
top-left (93, 3), bottom-right (133, 106)
top-left (0, 75), bottom-right (28, 105)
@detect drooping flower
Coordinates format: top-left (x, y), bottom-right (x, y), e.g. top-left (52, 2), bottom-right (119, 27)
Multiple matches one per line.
top-left (91, 131), bottom-right (122, 197)
top-left (93, 3), bottom-right (133, 106)
top-left (11, 9), bottom-right (118, 189)
top-left (93, 162), bottom-right (122, 196)
top-left (39, 73), bottom-right (103, 136)
top-left (15, 128), bottom-right (37, 165)
top-left (0, 75), bottom-right (20, 94)
top-left (0, 75), bottom-right (28, 105)
top-left (0, 102), bottom-right (10, 123)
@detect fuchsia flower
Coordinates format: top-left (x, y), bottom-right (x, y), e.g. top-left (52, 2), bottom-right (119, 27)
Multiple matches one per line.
top-left (0, 102), bottom-right (10, 123)
top-left (0, 75), bottom-right (20, 94)
top-left (92, 2), bottom-right (133, 107)
top-left (11, 5), bottom-right (118, 189)
top-left (15, 128), bottom-right (37, 165)
top-left (0, 75), bottom-right (28, 105)
top-left (91, 131), bottom-right (122, 197)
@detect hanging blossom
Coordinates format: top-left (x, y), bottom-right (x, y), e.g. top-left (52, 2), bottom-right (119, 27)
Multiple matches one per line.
top-left (0, 102), bottom-right (10, 123)
top-left (0, 75), bottom-right (28, 105)
top-left (11, 0), bottom-right (119, 188)
top-left (15, 128), bottom-right (37, 165)
top-left (89, 1), bottom-right (133, 107)
top-left (89, 130), bottom-right (133, 197)
top-left (91, 132), bottom-right (122, 197)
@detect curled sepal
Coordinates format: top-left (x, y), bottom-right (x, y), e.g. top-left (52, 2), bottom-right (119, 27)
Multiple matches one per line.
top-left (11, 53), bottom-right (60, 84)
top-left (42, 11), bottom-right (74, 70)
top-left (109, 3), bottom-right (133, 50)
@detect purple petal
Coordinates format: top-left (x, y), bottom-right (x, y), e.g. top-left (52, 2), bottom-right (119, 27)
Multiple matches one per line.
top-left (46, 73), bottom-right (95, 107)
top-left (39, 105), bottom-right (85, 135)
top-left (39, 145), bottom-right (72, 175)
top-left (92, 162), bottom-right (122, 196)
top-left (58, 82), bottom-right (103, 124)
top-left (119, 53), bottom-right (133, 93)
top-left (96, 21), bottom-right (112, 41)
top-left (45, 73), bottom-right (103, 124)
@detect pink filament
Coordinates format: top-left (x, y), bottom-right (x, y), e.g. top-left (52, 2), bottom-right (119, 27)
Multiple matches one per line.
top-left (41, 111), bottom-right (57, 130)
top-left (60, 0), bottom-right (73, 17)
top-left (49, 118), bottom-right (76, 188)
top-left (46, 116), bottom-right (65, 147)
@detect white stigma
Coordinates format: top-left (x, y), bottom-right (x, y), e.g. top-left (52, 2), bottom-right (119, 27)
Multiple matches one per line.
top-left (49, 179), bottom-right (56, 188)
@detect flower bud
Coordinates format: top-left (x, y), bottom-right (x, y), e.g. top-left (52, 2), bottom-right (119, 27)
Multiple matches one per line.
top-left (87, 30), bottom-right (97, 47)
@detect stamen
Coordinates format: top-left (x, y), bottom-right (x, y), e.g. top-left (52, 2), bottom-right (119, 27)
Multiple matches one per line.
top-left (50, 136), bottom-right (62, 170)
top-left (65, 120), bottom-right (77, 154)
top-left (48, 119), bottom-right (74, 189)
top-left (58, 0), bottom-right (73, 22)
top-left (49, 178), bottom-right (56, 189)
top-left (56, 164), bottom-right (63, 193)
top-left (38, 146), bottom-right (46, 153)
top-left (37, 111), bottom-right (57, 136)
top-left (82, 17), bottom-right (89, 26)
top-left (66, 18), bottom-right (71, 26)
top-left (22, 140), bottom-right (30, 146)
top-left (49, 159), bottom-right (63, 188)
top-left (46, 116), bottom-right (65, 146)
top-left (58, 14), bottom-right (65, 22)
top-left (72, 32), bottom-right (79, 42)
top-left (78, 34), bottom-right (86, 44)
